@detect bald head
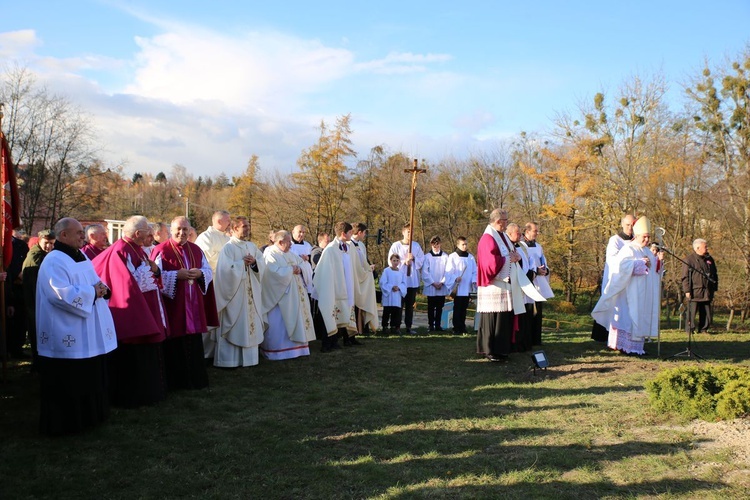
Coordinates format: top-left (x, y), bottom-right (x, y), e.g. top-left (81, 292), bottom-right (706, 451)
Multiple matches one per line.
top-left (292, 225), bottom-right (307, 242)
top-left (621, 215), bottom-right (636, 237)
top-left (54, 218), bottom-right (85, 249)
top-left (171, 216), bottom-right (191, 245)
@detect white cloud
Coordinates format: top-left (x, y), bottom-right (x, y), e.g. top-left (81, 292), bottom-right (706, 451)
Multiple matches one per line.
top-left (355, 51), bottom-right (452, 75)
top-left (0, 18), bottom-right (468, 178)
top-left (127, 27), bottom-right (354, 114)
top-left (0, 30), bottom-right (39, 59)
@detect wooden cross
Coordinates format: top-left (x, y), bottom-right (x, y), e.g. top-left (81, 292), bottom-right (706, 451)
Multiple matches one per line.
top-left (403, 158), bottom-right (427, 276)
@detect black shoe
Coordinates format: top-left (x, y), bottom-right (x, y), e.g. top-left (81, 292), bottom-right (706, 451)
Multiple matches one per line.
top-left (348, 338), bottom-right (363, 346)
top-left (330, 342), bottom-right (342, 350)
top-left (407, 329), bottom-right (417, 335)
top-left (436, 326), bottom-right (444, 331)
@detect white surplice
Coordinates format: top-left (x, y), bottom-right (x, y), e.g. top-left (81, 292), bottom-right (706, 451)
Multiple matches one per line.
top-left (446, 251), bottom-right (477, 297)
top-left (422, 251), bottom-right (454, 297)
top-left (388, 240), bottom-right (425, 288)
top-left (36, 250), bottom-right (117, 359)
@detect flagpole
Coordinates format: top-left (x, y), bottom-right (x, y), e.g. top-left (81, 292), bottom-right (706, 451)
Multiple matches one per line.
top-left (1, 104), bottom-right (7, 383)
top-left (0, 103), bottom-right (22, 384)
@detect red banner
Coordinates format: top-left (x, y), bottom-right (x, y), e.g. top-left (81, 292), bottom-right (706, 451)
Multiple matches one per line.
top-left (1, 132), bottom-right (21, 268)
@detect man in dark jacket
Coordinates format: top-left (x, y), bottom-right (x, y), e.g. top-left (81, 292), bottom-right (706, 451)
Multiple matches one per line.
top-left (21, 229), bottom-right (56, 370)
top-left (5, 230), bottom-right (29, 358)
top-left (681, 238), bottom-right (719, 333)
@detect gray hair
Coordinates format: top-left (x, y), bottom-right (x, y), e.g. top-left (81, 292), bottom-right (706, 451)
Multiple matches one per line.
top-left (123, 216), bottom-right (149, 237)
top-left (85, 224), bottom-right (105, 237)
top-left (489, 208), bottom-right (508, 223)
top-left (274, 230), bottom-right (291, 243)
top-left (693, 238), bottom-right (707, 250)
top-left (212, 210), bottom-right (230, 223)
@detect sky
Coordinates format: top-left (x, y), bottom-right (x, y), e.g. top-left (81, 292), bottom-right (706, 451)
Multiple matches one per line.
top-left (1, 0), bottom-right (748, 179)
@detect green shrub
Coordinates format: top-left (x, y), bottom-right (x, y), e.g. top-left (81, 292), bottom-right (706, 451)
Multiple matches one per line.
top-left (645, 365), bottom-right (750, 421)
top-left (715, 379), bottom-right (750, 420)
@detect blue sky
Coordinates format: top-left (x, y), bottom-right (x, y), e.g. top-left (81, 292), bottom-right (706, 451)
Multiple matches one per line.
top-left (1, 0), bottom-right (748, 178)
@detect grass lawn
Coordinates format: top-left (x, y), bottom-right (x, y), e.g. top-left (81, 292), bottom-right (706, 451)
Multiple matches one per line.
top-left (1, 327), bottom-right (749, 499)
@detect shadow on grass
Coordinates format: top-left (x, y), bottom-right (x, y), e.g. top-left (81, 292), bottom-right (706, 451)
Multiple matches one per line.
top-left (303, 427), bottom-right (706, 498)
top-left (0, 329), bottom-right (746, 499)
top-left (378, 477), bottom-right (719, 500)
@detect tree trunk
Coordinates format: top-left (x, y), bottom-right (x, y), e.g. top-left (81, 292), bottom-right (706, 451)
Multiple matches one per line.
top-left (727, 309), bottom-right (734, 331)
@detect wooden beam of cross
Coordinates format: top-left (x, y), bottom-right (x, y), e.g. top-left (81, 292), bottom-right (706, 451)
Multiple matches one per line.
top-left (403, 158), bottom-right (427, 276)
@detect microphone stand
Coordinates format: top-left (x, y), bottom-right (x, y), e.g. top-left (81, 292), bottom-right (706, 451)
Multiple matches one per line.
top-left (657, 244), bottom-right (714, 361)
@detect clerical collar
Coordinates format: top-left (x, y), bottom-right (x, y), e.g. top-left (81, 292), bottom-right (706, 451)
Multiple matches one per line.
top-left (54, 241), bottom-right (86, 262)
top-left (526, 240), bottom-right (537, 247)
top-left (351, 240), bottom-right (359, 247)
top-left (455, 249), bottom-right (469, 257)
top-left (513, 242), bottom-right (520, 248)
top-left (429, 250), bottom-right (444, 257)
top-left (617, 231), bottom-right (634, 241)
top-left (292, 237), bottom-right (304, 245)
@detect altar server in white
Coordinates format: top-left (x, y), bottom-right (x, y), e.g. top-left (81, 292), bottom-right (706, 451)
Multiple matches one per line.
top-left (380, 254), bottom-right (407, 334)
top-left (388, 224), bottom-right (425, 334)
top-left (422, 235), bottom-right (454, 331)
top-left (523, 222), bottom-right (554, 345)
top-left (446, 236), bottom-right (477, 334)
top-left (290, 224), bottom-right (315, 297)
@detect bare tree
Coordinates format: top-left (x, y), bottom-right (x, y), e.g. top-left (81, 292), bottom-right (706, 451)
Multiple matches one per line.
top-left (1, 64), bottom-right (97, 230)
